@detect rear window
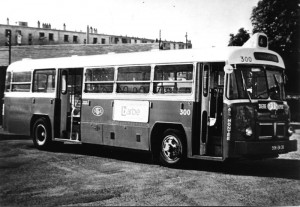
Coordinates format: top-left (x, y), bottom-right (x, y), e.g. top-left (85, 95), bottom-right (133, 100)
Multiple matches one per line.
top-left (11, 71), bottom-right (31, 92)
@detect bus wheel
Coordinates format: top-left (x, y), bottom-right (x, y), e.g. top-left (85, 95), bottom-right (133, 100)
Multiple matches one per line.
top-left (32, 118), bottom-right (52, 149)
top-left (159, 129), bottom-right (185, 167)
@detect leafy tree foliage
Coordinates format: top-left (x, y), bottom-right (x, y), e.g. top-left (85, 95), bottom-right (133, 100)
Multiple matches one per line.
top-left (251, 0), bottom-right (300, 93)
top-left (228, 28), bottom-right (250, 46)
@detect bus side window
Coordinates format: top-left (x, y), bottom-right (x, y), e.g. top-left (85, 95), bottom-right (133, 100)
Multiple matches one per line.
top-left (5, 72), bottom-right (11, 92)
top-left (84, 67), bottom-right (114, 93)
top-left (11, 71), bottom-right (31, 92)
top-left (116, 65), bottom-right (151, 94)
top-left (33, 69), bottom-right (56, 93)
top-left (153, 64), bottom-right (193, 94)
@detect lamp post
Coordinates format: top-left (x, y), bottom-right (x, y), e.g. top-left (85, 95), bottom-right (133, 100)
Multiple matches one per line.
top-left (6, 29), bottom-right (12, 64)
top-left (185, 32), bottom-right (188, 49)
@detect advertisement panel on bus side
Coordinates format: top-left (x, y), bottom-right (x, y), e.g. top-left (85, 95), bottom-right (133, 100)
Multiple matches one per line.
top-left (113, 100), bottom-right (149, 123)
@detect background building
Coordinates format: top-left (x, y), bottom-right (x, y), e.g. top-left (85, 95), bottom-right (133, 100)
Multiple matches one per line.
top-left (0, 19), bottom-right (192, 49)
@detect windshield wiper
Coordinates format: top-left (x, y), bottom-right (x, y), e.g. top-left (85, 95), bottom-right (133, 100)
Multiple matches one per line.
top-left (240, 71), bottom-right (252, 103)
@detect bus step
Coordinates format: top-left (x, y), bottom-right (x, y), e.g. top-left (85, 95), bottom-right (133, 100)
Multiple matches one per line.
top-left (192, 155), bottom-right (223, 161)
top-left (54, 138), bottom-right (82, 144)
top-left (70, 132), bottom-right (79, 141)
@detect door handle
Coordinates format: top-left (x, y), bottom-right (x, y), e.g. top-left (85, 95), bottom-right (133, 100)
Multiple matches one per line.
top-left (50, 99), bottom-right (54, 104)
top-left (32, 98), bottom-right (35, 104)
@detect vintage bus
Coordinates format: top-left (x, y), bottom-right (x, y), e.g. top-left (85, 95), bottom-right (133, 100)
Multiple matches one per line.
top-left (2, 33), bottom-right (297, 167)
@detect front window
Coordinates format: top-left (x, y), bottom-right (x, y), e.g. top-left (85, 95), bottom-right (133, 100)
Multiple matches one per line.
top-left (227, 65), bottom-right (285, 100)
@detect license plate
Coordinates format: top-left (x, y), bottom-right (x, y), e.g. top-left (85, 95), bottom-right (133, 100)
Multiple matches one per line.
top-left (271, 145), bottom-right (285, 151)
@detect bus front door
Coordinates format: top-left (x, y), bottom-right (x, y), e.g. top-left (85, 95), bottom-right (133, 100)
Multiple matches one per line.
top-left (199, 63), bottom-right (210, 155)
top-left (199, 63), bottom-right (223, 157)
top-left (57, 68), bottom-right (83, 141)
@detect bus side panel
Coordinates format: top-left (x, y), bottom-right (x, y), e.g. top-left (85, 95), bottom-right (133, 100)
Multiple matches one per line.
top-left (149, 100), bottom-right (193, 149)
top-left (150, 100), bottom-right (193, 126)
top-left (4, 96), bottom-right (32, 135)
top-left (32, 97), bottom-right (56, 137)
top-left (81, 97), bottom-right (150, 149)
top-left (80, 122), bottom-right (102, 144)
top-left (80, 98), bottom-right (112, 144)
top-left (103, 124), bottom-right (149, 150)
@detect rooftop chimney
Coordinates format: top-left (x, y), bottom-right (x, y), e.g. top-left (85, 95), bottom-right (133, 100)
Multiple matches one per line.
top-left (86, 25), bottom-right (90, 44)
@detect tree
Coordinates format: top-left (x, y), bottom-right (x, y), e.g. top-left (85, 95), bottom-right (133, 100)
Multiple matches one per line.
top-left (228, 28), bottom-right (250, 46)
top-left (251, 0), bottom-right (300, 93)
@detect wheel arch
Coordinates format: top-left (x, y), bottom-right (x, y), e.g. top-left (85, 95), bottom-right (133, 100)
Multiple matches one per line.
top-left (150, 122), bottom-right (187, 154)
top-left (30, 114), bottom-right (52, 139)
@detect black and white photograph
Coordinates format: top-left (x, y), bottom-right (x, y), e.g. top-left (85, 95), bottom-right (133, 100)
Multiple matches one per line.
top-left (0, 0), bottom-right (299, 206)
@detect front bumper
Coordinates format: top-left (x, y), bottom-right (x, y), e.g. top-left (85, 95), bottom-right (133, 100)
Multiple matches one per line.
top-left (234, 139), bottom-right (297, 155)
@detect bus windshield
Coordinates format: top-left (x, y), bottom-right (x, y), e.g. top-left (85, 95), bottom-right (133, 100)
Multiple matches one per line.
top-left (227, 65), bottom-right (286, 100)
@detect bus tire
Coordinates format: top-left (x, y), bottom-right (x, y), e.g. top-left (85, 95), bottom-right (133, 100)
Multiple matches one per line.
top-left (32, 117), bottom-right (52, 150)
top-left (159, 129), bottom-right (186, 167)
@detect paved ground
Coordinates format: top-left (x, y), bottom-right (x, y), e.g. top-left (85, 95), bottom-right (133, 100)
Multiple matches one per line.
top-left (0, 128), bottom-right (299, 206)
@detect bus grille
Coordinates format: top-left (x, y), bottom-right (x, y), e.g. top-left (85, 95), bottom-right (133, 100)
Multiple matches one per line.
top-left (257, 123), bottom-right (286, 139)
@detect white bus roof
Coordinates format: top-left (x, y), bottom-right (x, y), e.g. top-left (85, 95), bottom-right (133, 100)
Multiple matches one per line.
top-left (7, 46), bottom-right (285, 72)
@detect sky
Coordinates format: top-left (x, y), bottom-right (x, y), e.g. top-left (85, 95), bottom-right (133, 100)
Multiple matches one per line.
top-left (1, 0), bottom-right (260, 48)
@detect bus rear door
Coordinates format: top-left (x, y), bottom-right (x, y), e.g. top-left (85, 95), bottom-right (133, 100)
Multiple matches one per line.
top-left (56, 68), bottom-right (83, 141)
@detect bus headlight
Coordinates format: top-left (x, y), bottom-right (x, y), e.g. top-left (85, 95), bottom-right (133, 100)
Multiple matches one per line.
top-left (288, 126), bottom-right (294, 135)
top-left (245, 127), bottom-right (253, 137)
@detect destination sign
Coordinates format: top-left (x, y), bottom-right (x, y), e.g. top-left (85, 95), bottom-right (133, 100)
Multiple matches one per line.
top-left (254, 52), bottom-right (279, 63)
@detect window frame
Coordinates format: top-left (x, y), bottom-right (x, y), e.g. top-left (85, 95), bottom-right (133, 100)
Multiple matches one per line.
top-left (153, 63), bottom-right (194, 94)
top-left (49, 33), bottom-right (54, 41)
top-left (64, 35), bottom-right (69, 42)
top-left (11, 71), bottom-right (32, 92)
top-left (116, 65), bottom-right (151, 94)
top-left (84, 67), bottom-right (115, 94)
top-left (33, 69), bottom-right (56, 93)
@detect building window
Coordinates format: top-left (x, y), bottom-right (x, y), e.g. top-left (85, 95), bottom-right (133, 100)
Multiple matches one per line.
top-left (101, 38), bottom-right (106, 44)
top-left (73, 35), bottom-right (78, 43)
top-left (64, 35), bottom-right (69, 42)
top-left (49, 33), bottom-right (54, 41)
top-left (39, 32), bottom-right (45, 40)
top-left (28, 34), bottom-right (32, 45)
top-left (93, 37), bottom-right (97, 44)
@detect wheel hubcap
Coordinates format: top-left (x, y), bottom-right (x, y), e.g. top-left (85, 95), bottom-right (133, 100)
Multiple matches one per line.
top-left (162, 135), bottom-right (182, 162)
top-left (36, 124), bottom-right (46, 145)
